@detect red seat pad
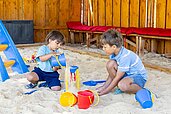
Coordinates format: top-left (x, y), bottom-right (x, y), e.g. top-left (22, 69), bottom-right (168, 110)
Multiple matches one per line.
top-left (130, 27), bottom-right (171, 37)
top-left (66, 21), bottom-right (94, 31)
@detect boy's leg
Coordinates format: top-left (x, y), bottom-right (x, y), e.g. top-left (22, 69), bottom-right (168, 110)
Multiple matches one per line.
top-left (118, 76), bottom-right (145, 93)
top-left (25, 72), bottom-right (39, 89)
top-left (45, 72), bottom-right (61, 91)
top-left (25, 72), bottom-right (39, 84)
top-left (47, 78), bottom-right (61, 91)
top-left (97, 60), bottom-right (118, 92)
top-left (51, 86), bottom-right (61, 91)
top-left (25, 67), bottom-right (44, 89)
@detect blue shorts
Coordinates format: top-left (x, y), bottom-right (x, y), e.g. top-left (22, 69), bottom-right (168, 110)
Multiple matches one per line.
top-left (123, 74), bottom-right (146, 88)
top-left (32, 67), bottom-right (61, 88)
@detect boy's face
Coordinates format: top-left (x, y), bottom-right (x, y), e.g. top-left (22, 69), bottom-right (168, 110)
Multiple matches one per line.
top-left (49, 39), bottom-right (62, 51)
top-left (102, 44), bottom-right (115, 55)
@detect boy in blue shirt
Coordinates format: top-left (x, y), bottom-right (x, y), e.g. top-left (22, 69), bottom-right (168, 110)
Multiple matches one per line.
top-left (97, 29), bottom-right (147, 96)
top-left (25, 30), bottom-right (65, 91)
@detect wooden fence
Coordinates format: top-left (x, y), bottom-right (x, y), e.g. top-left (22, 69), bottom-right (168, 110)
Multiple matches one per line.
top-left (0, 0), bottom-right (170, 54)
top-left (0, 0), bottom-right (81, 43)
top-left (85, 0), bottom-right (171, 54)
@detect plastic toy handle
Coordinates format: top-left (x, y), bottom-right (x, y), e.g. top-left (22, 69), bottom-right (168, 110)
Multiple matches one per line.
top-left (65, 67), bottom-right (69, 91)
top-left (89, 89), bottom-right (100, 107)
top-left (55, 55), bottom-right (65, 69)
top-left (76, 69), bottom-right (80, 90)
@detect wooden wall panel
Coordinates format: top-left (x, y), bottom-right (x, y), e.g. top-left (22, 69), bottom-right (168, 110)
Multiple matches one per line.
top-left (59, 0), bottom-right (69, 26)
top-left (59, 0), bottom-right (69, 42)
top-left (156, 0), bottom-right (166, 28)
top-left (4, 0), bottom-right (19, 20)
top-left (18, 0), bottom-right (23, 20)
top-left (129, 0), bottom-right (139, 27)
top-left (45, 0), bottom-right (58, 26)
top-left (69, 0), bottom-right (81, 21)
top-left (165, 0), bottom-right (171, 53)
top-left (106, 0), bottom-right (113, 26)
top-left (0, 0), bottom-right (81, 43)
top-left (34, 0), bottom-right (46, 42)
top-left (156, 0), bottom-right (166, 54)
top-left (113, 0), bottom-right (121, 27)
top-left (34, 0), bottom-right (45, 26)
top-left (98, 0), bottom-right (105, 25)
top-left (93, 0), bottom-right (98, 25)
top-left (23, 0), bottom-right (34, 20)
top-left (166, 0), bottom-right (171, 28)
top-left (139, 0), bottom-right (146, 27)
top-left (83, 0), bottom-right (88, 24)
top-left (0, 0), bottom-right (4, 19)
top-left (121, 0), bottom-right (129, 27)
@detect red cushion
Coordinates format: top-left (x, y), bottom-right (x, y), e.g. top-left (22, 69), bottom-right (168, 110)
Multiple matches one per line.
top-left (158, 28), bottom-right (171, 37)
top-left (66, 22), bottom-right (171, 37)
top-left (91, 26), bottom-right (115, 32)
top-left (66, 21), bottom-right (94, 31)
top-left (130, 27), bottom-right (171, 37)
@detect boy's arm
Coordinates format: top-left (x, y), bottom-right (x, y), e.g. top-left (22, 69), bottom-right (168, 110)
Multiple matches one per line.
top-left (39, 52), bottom-right (60, 62)
top-left (39, 53), bottom-right (53, 62)
top-left (98, 71), bottom-right (125, 96)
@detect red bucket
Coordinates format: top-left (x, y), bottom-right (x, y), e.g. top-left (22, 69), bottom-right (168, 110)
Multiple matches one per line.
top-left (77, 90), bottom-right (99, 109)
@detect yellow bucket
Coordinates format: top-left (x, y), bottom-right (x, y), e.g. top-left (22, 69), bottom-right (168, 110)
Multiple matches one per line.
top-left (59, 92), bottom-right (77, 107)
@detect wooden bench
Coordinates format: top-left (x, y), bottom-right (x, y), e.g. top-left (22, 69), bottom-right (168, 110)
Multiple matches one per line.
top-left (66, 22), bottom-right (139, 51)
top-left (129, 28), bottom-right (171, 56)
top-left (66, 22), bottom-right (171, 56)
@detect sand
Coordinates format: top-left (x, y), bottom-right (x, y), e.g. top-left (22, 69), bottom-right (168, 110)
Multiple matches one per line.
top-left (0, 45), bottom-right (171, 114)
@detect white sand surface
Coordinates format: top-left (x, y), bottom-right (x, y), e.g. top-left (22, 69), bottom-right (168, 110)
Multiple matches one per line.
top-left (0, 46), bottom-right (171, 114)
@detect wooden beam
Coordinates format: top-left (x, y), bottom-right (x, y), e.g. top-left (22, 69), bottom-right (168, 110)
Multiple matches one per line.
top-left (125, 39), bottom-right (136, 47)
top-left (143, 62), bottom-right (171, 74)
top-left (61, 45), bottom-right (171, 74)
top-left (16, 43), bottom-right (44, 48)
top-left (34, 26), bottom-right (66, 30)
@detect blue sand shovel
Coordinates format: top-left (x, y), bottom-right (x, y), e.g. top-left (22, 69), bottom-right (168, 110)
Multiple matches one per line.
top-left (24, 90), bottom-right (38, 95)
top-left (83, 80), bottom-right (106, 86)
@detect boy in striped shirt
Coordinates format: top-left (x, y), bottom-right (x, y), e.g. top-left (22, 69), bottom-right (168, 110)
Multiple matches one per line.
top-left (97, 29), bottom-right (147, 96)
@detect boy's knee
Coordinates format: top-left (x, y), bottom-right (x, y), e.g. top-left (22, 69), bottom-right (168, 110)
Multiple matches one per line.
top-left (51, 86), bottom-right (61, 91)
top-left (106, 60), bottom-right (117, 70)
top-left (26, 75), bottom-right (35, 82)
top-left (118, 81), bottom-right (130, 92)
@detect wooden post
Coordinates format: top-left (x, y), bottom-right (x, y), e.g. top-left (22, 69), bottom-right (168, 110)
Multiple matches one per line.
top-left (139, 36), bottom-right (146, 56)
top-left (151, 39), bottom-right (157, 52)
top-left (79, 32), bottom-right (83, 43)
top-left (136, 35), bottom-right (139, 54)
top-left (86, 32), bottom-right (91, 48)
top-left (70, 31), bottom-right (75, 44)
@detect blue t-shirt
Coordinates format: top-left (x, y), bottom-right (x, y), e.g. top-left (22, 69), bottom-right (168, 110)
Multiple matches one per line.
top-left (36, 45), bottom-right (59, 72)
top-left (110, 46), bottom-right (147, 80)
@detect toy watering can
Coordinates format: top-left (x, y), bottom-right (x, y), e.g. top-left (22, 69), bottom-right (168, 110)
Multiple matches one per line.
top-left (51, 53), bottom-right (66, 68)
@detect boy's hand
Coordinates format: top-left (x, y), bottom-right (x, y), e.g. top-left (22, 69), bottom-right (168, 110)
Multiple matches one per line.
top-left (96, 86), bottom-right (104, 93)
top-left (52, 66), bottom-right (61, 71)
top-left (98, 90), bottom-right (107, 96)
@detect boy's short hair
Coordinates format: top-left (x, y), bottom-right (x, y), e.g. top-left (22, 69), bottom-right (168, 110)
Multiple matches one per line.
top-left (45, 30), bottom-right (65, 45)
top-left (101, 29), bottom-right (123, 47)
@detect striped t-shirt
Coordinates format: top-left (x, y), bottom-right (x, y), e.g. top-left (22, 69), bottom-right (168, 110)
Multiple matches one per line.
top-left (110, 46), bottom-right (147, 80)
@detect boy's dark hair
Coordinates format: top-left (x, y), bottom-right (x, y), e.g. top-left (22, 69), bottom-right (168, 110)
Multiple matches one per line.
top-left (45, 30), bottom-right (65, 45)
top-left (101, 29), bottom-right (123, 47)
